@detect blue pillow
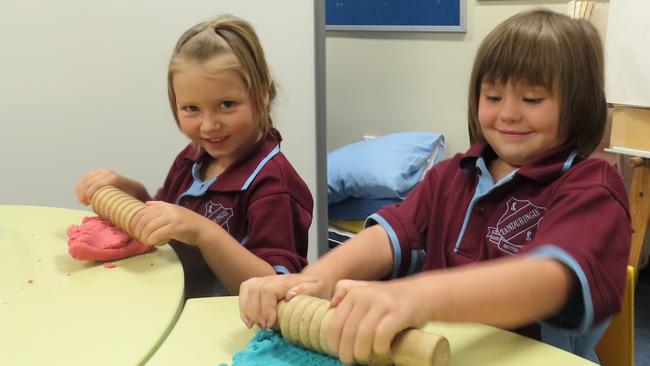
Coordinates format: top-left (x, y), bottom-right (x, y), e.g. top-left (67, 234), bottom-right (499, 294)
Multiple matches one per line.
top-left (328, 197), bottom-right (402, 220)
top-left (328, 132), bottom-right (445, 204)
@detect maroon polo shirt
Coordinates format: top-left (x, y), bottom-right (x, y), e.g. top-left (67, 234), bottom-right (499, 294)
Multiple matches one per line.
top-left (155, 128), bottom-right (312, 297)
top-left (367, 141), bottom-right (631, 358)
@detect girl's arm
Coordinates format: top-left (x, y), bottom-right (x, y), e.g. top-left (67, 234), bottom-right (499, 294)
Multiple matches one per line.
top-left (413, 255), bottom-right (574, 326)
top-left (131, 202), bottom-right (275, 294)
top-left (327, 255), bottom-right (574, 363)
top-left (300, 225), bottom-right (394, 295)
top-left (193, 217), bottom-right (276, 295)
top-left (238, 224), bottom-right (395, 329)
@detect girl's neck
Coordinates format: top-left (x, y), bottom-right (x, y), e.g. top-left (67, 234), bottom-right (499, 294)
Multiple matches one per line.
top-left (489, 158), bottom-right (519, 182)
top-left (202, 159), bottom-right (227, 181)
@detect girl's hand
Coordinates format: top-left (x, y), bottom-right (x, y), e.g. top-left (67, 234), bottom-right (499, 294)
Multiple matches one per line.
top-left (328, 279), bottom-right (430, 364)
top-left (130, 201), bottom-right (204, 246)
top-left (75, 169), bottom-right (145, 205)
top-left (239, 273), bottom-right (333, 330)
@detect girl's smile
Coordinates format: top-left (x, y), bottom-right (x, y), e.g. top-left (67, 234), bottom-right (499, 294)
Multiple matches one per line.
top-left (203, 135), bottom-right (230, 149)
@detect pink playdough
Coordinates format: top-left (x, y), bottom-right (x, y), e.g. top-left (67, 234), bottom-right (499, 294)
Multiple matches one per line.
top-left (67, 216), bottom-right (153, 261)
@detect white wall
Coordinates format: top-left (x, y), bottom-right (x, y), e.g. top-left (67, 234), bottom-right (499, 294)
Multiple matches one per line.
top-left (325, 0), bottom-right (610, 156)
top-left (0, 0), bottom-right (324, 261)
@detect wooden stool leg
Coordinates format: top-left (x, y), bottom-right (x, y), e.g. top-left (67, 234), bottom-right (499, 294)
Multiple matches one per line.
top-left (628, 158), bottom-right (650, 271)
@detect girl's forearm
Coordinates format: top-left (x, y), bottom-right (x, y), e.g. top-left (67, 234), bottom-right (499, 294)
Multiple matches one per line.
top-left (120, 177), bottom-right (152, 202)
top-left (302, 225), bottom-right (394, 297)
top-left (415, 256), bottom-right (574, 328)
top-left (194, 220), bottom-right (275, 295)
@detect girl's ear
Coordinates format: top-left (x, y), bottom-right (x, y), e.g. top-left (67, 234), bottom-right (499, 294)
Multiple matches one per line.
top-left (263, 90), bottom-right (269, 108)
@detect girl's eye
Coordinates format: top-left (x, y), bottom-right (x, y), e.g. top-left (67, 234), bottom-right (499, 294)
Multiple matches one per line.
top-left (485, 95), bottom-right (501, 102)
top-left (523, 97), bottom-right (544, 104)
top-left (181, 105), bottom-right (199, 113)
top-left (220, 101), bottom-right (236, 109)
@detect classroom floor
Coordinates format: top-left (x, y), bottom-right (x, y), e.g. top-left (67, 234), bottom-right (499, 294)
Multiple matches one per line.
top-left (636, 265), bottom-right (650, 366)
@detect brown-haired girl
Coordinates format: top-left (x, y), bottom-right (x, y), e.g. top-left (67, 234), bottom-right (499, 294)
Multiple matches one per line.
top-left (240, 9), bottom-right (630, 364)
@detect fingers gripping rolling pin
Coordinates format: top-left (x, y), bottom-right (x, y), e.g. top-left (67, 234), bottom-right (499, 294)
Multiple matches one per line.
top-left (90, 185), bottom-right (167, 246)
top-left (275, 295), bottom-right (450, 366)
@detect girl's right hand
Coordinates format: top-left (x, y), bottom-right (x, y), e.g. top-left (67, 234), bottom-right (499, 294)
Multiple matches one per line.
top-left (239, 273), bottom-right (332, 330)
top-left (75, 169), bottom-right (144, 205)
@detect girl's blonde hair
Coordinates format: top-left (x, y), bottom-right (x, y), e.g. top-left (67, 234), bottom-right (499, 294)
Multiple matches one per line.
top-left (468, 9), bottom-right (606, 156)
top-left (168, 15), bottom-right (276, 134)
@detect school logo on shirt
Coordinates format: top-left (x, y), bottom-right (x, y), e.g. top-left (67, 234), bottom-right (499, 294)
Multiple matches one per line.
top-left (204, 201), bottom-right (233, 233)
top-left (486, 197), bottom-right (546, 255)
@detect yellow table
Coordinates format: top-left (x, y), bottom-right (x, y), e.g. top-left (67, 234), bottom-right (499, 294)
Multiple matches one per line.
top-left (146, 297), bottom-right (253, 365)
top-left (0, 205), bottom-right (185, 365)
top-left (148, 296), bottom-right (597, 366)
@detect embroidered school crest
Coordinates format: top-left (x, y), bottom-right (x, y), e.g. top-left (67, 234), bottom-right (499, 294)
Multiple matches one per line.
top-left (486, 197), bottom-right (546, 255)
top-left (204, 201), bottom-right (233, 233)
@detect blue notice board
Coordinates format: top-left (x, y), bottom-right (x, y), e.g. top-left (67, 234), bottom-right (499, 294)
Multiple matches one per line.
top-left (326, 0), bottom-right (466, 32)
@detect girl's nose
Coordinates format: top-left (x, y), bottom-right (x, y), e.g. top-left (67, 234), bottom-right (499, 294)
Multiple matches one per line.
top-left (200, 114), bottom-right (222, 131)
top-left (499, 97), bottom-right (522, 123)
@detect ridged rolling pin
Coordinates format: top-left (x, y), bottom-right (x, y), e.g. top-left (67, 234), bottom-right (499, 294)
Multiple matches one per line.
top-left (90, 185), bottom-right (167, 246)
top-left (275, 294), bottom-right (450, 366)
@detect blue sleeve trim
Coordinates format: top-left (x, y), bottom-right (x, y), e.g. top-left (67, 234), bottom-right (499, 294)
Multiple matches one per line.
top-left (273, 265), bottom-right (290, 274)
top-left (407, 249), bottom-right (425, 275)
top-left (527, 245), bottom-right (594, 334)
top-left (241, 144), bottom-right (281, 191)
top-left (366, 213), bottom-right (401, 278)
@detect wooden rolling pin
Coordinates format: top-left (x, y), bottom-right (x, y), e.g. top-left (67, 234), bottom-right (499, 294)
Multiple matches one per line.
top-left (90, 185), bottom-right (167, 246)
top-left (275, 295), bottom-right (450, 366)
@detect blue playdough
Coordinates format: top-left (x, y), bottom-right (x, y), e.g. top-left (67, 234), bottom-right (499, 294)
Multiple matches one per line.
top-left (232, 329), bottom-right (344, 366)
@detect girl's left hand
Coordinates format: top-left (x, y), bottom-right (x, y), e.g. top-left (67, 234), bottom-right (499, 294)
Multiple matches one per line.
top-left (327, 279), bottom-right (431, 365)
top-left (130, 201), bottom-right (205, 246)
